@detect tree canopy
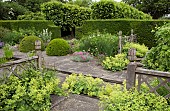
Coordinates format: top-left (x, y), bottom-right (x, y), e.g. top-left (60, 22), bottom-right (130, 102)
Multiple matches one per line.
top-left (122, 0), bottom-right (170, 19)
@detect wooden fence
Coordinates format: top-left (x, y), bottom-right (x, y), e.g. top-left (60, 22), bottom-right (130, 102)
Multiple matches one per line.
top-left (0, 40), bottom-right (42, 82)
top-left (118, 29), bottom-right (137, 54)
top-left (126, 60), bottom-right (170, 98)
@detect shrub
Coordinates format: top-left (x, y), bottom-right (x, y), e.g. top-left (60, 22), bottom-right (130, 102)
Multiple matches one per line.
top-left (100, 84), bottom-right (170, 111)
top-left (19, 36), bottom-right (44, 52)
top-left (0, 68), bottom-right (63, 111)
top-left (0, 2), bottom-right (28, 20)
top-left (123, 42), bottom-right (148, 58)
top-left (2, 44), bottom-right (13, 59)
top-left (0, 20), bottom-right (61, 39)
top-left (102, 53), bottom-right (129, 72)
top-left (62, 74), bottom-right (104, 96)
top-left (0, 27), bottom-right (11, 41)
top-left (17, 12), bottom-right (45, 20)
top-left (91, 1), bottom-right (152, 19)
top-left (46, 38), bottom-right (71, 56)
top-left (41, 1), bottom-right (91, 29)
top-left (75, 19), bottom-right (170, 48)
top-left (78, 32), bottom-right (118, 56)
top-left (143, 23), bottom-right (170, 72)
top-left (71, 51), bottom-right (93, 62)
top-left (2, 30), bottom-right (23, 45)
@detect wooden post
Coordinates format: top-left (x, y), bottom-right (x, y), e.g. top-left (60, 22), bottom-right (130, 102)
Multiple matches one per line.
top-left (126, 62), bottom-right (137, 90)
top-left (128, 48), bottom-right (136, 62)
top-left (118, 31), bottom-right (122, 54)
top-left (35, 40), bottom-right (42, 70)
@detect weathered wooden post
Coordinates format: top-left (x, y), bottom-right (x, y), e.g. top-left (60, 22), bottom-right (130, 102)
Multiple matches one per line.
top-left (128, 48), bottom-right (137, 62)
top-left (35, 40), bottom-right (42, 70)
top-left (126, 62), bottom-right (137, 90)
top-left (118, 31), bottom-right (122, 54)
top-left (126, 48), bottom-right (137, 90)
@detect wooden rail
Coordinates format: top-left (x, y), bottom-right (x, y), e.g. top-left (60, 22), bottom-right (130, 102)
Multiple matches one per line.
top-left (0, 40), bottom-right (42, 82)
top-left (126, 62), bottom-right (170, 98)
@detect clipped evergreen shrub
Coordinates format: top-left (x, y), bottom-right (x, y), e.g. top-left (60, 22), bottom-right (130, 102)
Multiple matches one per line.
top-left (46, 38), bottom-right (71, 56)
top-left (0, 20), bottom-right (61, 39)
top-left (75, 19), bottom-right (170, 48)
top-left (41, 1), bottom-right (91, 29)
top-left (91, 1), bottom-right (152, 19)
top-left (19, 36), bottom-right (44, 52)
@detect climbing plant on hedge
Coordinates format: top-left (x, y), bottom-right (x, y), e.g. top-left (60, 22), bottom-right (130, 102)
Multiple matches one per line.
top-left (41, 1), bottom-right (91, 29)
top-left (46, 38), bottom-right (71, 56)
top-left (91, 1), bottom-right (152, 19)
top-left (19, 36), bottom-right (44, 52)
top-left (143, 23), bottom-right (170, 72)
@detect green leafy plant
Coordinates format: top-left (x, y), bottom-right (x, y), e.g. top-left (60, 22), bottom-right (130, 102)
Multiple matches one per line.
top-left (67, 38), bottom-right (80, 53)
top-left (0, 68), bottom-right (63, 111)
top-left (46, 38), bottom-right (71, 56)
top-left (123, 42), bottom-right (149, 58)
top-left (19, 36), bottom-right (44, 52)
top-left (91, 0), bottom-right (152, 19)
top-left (0, 57), bottom-right (7, 65)
top-left (102, 53), bottom-right (129, 72)
top-left (99, 84), bottom-right (170, 111)
top-left (62, 74), bottom-right (104, 97)
top-left (143, 23), bottom-right (170, 72)
top-left (78, 31), bottom-right (118, 57)
top-left (39, 28), bottom-right (52, 43)
top-left (2, 44), bottom-right (13, 59)
top-left (0, 27), bottom-right (11, 41)
top-left (41, 1), bottom-right (91, 30)
top-left (71, 51), bottom-right (93, 62)
top-left (2, 30), bottom-right (23, 46)
top-left (17, 11), bottom-right (45, 20)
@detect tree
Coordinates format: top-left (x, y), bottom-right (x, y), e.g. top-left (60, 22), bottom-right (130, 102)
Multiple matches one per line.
top-left (122, 0), bottom-right (170, 19)
top-left (69, 0), bottom-right (93, 7)
top-left (11, 0), bottom-right (50, 12)
top-left (0, 1), bottom-right (28, 20)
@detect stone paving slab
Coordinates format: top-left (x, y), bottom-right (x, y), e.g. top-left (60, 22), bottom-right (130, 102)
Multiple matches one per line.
top-left (44, 55), bottom-right (126, 84)
top-left (51, 94), bottom-right (100, 111)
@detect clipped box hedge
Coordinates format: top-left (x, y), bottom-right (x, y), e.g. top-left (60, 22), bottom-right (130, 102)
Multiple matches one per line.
top-left (0, 20), bottom-right (61, 39)
top-left (75, 19), bottom-right (170, 48)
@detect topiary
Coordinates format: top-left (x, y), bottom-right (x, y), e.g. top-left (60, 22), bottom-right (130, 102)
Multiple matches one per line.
top-left (19, 36), bottom-right (44, 52)
top-left (46, 38), bottom-right (71, 56)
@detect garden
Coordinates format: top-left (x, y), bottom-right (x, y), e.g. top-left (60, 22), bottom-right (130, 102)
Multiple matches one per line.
top-left (0, 0), bottom-right (170, 111)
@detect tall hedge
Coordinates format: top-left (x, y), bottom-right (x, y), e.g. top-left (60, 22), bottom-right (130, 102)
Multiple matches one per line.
top-left (91, 1), bottom-right (152, 20)
top-left (75, 19), bottom-right (170, 48)
top-left (0, 20), bottom-right (61, 39)
top-left (41, 1), bottom-right (91, 29)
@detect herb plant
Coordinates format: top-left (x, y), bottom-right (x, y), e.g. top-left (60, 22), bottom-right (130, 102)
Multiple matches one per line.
top-left (78, 31), bottom-right (118, 57)
top-left (102, 53), bottom-right (129, 72)
top-left (99, 84), bottom-right (170, 111)
top-left (62, 74), bottom-right (104, 97)
top-left (123, 42), bottom-right (148, 58)
top-left (2, 44), bottom-right (13, 59)
top-left (0, 68), bottom-right (63, 111)
top-left (71, 51), bottom-right (93, 62)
